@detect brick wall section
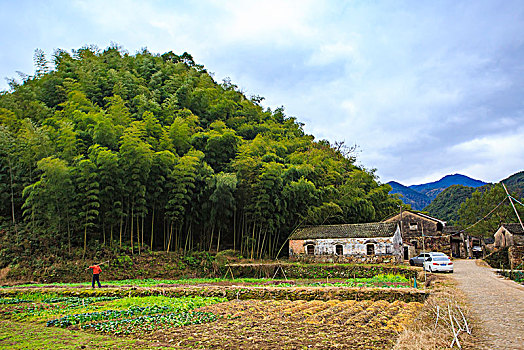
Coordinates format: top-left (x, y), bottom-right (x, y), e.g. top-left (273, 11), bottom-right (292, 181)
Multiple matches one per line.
top-left (289, 239), bottom-right (305, 254)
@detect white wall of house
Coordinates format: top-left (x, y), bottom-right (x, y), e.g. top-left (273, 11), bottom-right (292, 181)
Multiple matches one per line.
top-left (303, 237), bottom-right (394, 255)
top-left (292, 227), bottom-right (402, 257)
top-left (494, 227), bottom-right (514, 248)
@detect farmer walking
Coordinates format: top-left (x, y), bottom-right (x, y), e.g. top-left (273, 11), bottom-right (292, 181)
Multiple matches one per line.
top-left (86, 263), bottom-right (102, 288)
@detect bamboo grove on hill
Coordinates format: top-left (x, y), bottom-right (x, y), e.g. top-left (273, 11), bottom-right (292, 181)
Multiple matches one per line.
top-left (0, 46), bottom-right (402, 259)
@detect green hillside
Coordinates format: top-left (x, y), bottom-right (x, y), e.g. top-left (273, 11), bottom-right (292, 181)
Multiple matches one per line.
top-left (425, 171), bottom-right (522, 225)
top-left (0, 46), bottom-right (401, 263)
top-left (423, 185), bottom-right (477, 223)
top-left (502, 171), bottom-right (524, 199)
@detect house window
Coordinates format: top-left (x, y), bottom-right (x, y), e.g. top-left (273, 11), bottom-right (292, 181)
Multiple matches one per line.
top-left (335, 245), bottom-right (343, 255)
top-left (367, 244), bottom-right (375, 255)
top-left (306, 245), bottom-right (315, 255)
top-left (409, 223), bottom-right (418, 231)
top-left (385, 245), bottom-right (392, 254)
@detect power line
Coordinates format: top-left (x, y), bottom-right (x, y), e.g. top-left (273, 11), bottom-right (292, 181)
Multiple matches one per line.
top-left (502, 183), bottom-right (524, 231)
top-left (459, 197), bottom-right (508, 234)
top-left (510, 195), bottom-right (523, 207)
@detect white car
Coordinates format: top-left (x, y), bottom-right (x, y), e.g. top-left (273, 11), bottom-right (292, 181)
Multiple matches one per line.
top-left (423, 255), bottom-right (454, 273)
top-left (410, 251), bottom-right (447, 266)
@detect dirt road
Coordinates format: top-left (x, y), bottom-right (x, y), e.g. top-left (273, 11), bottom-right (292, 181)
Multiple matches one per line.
top-left (451, 259), bottom-right (524, 350)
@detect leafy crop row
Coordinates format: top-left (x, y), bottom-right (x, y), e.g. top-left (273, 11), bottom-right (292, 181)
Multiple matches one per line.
top-left (43, 296), bottom-right (226, 336)
top-left (0, 298), bottom-right (32, 305)
top-left (81, 311), bottom-right (217, 335)
top-left (46, 305), bottom-right (171, 327)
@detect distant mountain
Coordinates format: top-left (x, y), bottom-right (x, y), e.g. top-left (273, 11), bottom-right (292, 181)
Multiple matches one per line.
top-left (502, 171), bottom-right (524, 198)
top-left (423, 185), bottom-right (477, 223)
top-left (387, 181), bottom-right (431, 210)
top-left (409, 174), bottom-right (487, 200)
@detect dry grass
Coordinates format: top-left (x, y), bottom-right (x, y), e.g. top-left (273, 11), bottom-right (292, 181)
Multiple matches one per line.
top-left (0, 267), bottom-right (10, 281)
top-left (394, 275), bottom-right (481, 350)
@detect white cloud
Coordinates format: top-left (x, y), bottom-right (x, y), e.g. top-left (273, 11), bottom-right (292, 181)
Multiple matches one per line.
top-left (306, 42), bottom-right (360, 66)
top-left (1, 0), bottom-right (523, 185)
top-left (213, 0), bottom-right (320, 45)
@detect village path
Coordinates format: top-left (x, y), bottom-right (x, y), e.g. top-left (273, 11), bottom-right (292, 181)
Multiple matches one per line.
top-left (451, 259), bottom-right (524, 350)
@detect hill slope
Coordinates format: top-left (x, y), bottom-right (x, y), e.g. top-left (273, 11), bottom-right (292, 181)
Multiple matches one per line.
top-left (423, 185), bottom-right (477, 223)
top-left (387, 181), bottom-right (431, 210)
top-left (502, 171), bottom-right (524, 198)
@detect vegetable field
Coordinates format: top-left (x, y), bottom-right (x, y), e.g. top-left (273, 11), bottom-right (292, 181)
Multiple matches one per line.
top-left (143, 299), bottom-right (424, 349)
top-left (0, 277), bottom-right (426, 349)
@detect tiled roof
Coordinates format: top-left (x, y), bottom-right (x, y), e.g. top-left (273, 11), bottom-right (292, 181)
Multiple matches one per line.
top-left (290, 222), bottom-right (398, 240)
top-left (443, 226), bottom-right (462, 234)
top-left (383, 211), bottom-right (446, 225)
top-left (502, 223), bottom-right (524, 235)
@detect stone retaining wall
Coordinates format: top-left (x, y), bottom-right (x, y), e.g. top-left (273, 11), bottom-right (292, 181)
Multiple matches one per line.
top-left (0, 285), bottom-right (429, 303)
top-left (226, 263), bottom-right (419, 279)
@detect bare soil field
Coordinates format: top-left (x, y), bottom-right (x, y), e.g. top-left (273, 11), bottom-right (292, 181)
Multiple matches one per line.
top-left (142, 299), bottom-right (423, 349)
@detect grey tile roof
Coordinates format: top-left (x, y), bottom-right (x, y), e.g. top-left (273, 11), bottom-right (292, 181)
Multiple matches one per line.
top-left (443, 226), bottom-right (462, 234)
top-left (383, 210), bottom-right (446, 225)
top-left (290, 222), bottom-right (398, 240)
top-left (502, 223), bottom-right (524, 235)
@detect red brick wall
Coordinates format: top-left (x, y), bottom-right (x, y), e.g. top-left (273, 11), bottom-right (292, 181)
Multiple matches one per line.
top-left (289, 240), bottom-right (305, 255)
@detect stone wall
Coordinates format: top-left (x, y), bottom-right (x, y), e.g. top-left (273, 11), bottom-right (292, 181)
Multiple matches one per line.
top-left (226, 262), bottom-right (419, 279)
top-left (508, 245), bottom-right (524, 269)
top-left (384, 211), bottom-right (441, 241)
top-left (408, 236), bottom-right (452, 257)
top-left (0, 285), bottom-right (429, 303)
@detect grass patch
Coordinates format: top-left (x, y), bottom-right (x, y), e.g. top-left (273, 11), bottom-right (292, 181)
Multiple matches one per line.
top-left (0, 320), bottom-right (168, 349)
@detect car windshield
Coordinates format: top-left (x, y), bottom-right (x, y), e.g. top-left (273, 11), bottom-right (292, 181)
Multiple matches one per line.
top-left (433, 256), bottom-right (449, 261)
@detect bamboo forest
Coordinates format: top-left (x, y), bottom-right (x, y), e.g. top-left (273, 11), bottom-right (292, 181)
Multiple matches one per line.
top-left (0, 46), bottom-right (402, 260)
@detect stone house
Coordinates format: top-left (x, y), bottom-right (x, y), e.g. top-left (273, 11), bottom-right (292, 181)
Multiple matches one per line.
top-left (494, 223), bottom-right (524, 268)
top-left (383, 211), bottom-right (451, 260)
top-left (288, 222), bottom-right (402, 263)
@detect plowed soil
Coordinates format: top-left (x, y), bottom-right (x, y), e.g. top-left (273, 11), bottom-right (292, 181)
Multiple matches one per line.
top-left (141, 299), bottom-right (423, 349)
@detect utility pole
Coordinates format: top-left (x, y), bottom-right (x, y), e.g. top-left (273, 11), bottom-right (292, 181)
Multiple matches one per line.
top-left (422, 225), bottom-right (426, 282)
top-left (502, 183), bottom-right (524, 231)
top-left (399, 205), bottom-right (403, 236)
top-left (399, 204), bottom-right (405, 261)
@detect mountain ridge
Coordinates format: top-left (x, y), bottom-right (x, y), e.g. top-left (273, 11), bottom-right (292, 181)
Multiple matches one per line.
top-left (409, 174), bottom-right (487, 199)
top-left (387, 181), bottom-right (431, 210)
top-left (387, 173), bottom-right (487, 210)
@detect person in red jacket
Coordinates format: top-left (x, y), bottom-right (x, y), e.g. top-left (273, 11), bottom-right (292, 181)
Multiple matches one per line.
top-left (86, 264), bottom-right (102, 288)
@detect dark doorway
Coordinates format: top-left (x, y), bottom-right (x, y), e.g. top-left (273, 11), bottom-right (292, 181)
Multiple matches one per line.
top-left (451, 241), bottom-right (460, 258)
top-left (336, 245), bottom-right (343, 255)
top-left (366, 244), bottom-right (375, 255)
top-left (403, 246), bottom-right (409, 260)
top-left (306, 245), bottom-right (315, 255)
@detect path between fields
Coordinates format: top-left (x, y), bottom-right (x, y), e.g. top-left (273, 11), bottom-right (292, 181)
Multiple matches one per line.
top-left (451, 259), bottom-right (524, 350)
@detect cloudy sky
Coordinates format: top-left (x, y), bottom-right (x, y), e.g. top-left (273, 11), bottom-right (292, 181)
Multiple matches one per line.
top-left (1, 0), bottom-right (523, 185)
